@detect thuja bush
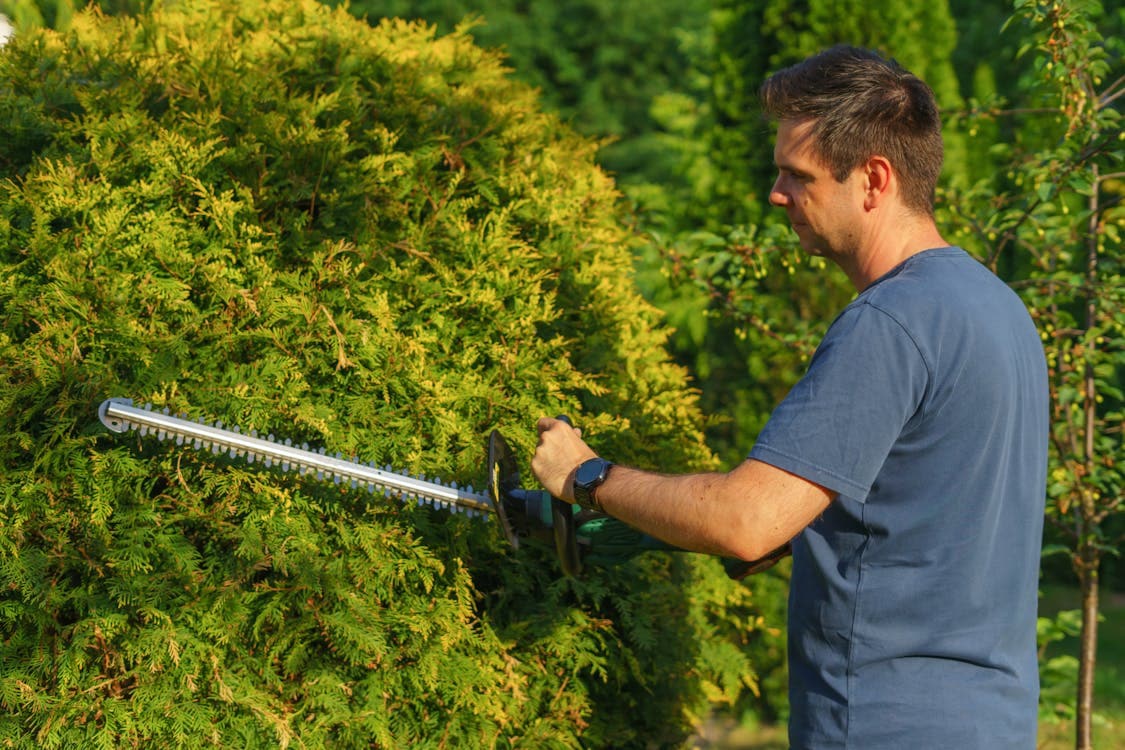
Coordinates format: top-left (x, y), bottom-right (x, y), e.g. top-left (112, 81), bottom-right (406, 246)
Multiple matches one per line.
top-left (0, 1), bottom-right (773, 747)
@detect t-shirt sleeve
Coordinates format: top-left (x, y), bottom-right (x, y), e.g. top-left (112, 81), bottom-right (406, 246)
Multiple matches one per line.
top-left (749, 302), bottom-right (929, 503)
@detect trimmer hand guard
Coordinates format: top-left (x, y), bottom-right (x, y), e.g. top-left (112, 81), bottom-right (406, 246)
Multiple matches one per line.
top-left (485, 429), bottom-right (523, 550)
top-left (486, 428), bottom-right (582, 575)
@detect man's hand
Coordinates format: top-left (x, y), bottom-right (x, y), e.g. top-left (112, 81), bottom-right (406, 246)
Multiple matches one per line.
top-left (531, 416), bottom-right (598, 502)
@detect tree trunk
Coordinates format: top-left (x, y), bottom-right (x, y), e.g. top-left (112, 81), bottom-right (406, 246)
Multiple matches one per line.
top-left (1074, 552), bottom-right (1099, 750)
top-left (1074, 162), bottom-right (1101, 750)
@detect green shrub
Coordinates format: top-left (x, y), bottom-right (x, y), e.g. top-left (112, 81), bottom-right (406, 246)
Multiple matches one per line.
top-left (0, 1), bottom-right (771, 746)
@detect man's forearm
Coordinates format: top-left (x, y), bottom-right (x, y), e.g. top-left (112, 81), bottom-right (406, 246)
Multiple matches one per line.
top-left (531, 417), bottom-right (834, 563)
top-left (591, 465), bottom-right (760, 559)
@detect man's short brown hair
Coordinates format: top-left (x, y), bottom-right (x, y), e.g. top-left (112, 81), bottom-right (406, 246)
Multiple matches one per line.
top-left (760, 45), bottom-right (944, 215)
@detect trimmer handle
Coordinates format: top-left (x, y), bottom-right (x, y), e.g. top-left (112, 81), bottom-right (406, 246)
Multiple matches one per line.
top-left (548, 415), bottom-right (581, 575)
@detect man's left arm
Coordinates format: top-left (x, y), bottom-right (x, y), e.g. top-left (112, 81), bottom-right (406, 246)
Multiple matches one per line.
top-left (531, 417), bottom-right (834, 563)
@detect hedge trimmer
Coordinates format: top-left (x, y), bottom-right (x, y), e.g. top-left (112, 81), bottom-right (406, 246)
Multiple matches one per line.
top-left (98, 398), bottom-right (787, 578)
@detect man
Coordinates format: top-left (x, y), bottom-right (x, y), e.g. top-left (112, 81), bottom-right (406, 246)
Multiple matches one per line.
top-left (532, 46), bottom-right (1048, 749)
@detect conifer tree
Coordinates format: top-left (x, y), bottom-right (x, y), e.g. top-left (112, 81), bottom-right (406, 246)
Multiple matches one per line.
top-left (0, 1), bottom-right (769, 746)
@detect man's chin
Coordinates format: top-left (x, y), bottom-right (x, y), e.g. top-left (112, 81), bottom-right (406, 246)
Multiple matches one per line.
top-left (791, 225), bottom-right (817, 251)
top-left (796, 238), bottom-right (826, 257)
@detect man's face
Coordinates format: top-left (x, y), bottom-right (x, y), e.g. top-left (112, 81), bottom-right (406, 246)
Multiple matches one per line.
top-left (769, 119), bottom-right (865, 259)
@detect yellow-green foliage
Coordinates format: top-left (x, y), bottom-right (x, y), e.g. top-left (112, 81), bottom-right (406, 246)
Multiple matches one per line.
top-left (0, 0), bottom-right (767, 746)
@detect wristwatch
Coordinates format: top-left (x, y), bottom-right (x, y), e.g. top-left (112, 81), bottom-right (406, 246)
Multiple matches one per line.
top-left (572, 457), bottom-right (614, 513)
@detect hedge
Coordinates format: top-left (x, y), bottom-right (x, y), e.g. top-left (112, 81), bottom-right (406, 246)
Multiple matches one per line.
top-left (0, 1), bottom-right (770, 747)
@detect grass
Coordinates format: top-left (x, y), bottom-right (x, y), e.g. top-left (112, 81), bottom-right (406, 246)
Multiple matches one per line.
top-left (694, 584), bottom-right (1125, 750)
top-left (1036, 584), bottom-right (1125, 750)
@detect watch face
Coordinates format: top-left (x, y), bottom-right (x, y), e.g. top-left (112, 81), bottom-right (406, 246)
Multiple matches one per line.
top-left (576, 458), bottom-right (609, 488)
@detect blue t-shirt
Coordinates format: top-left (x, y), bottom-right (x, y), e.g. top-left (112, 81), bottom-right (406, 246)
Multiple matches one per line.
top-left (750, 247), bottom-right (1048, 749)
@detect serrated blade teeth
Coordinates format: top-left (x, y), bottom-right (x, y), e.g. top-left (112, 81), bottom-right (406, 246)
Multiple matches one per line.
top-left (97, 398), bottom-right (494, 516)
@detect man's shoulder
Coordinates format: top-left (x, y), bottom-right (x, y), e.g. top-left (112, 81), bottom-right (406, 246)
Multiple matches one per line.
top-left (862, 246), bottom-right (993, 302)
top-left (852, 247), bottom-right (1030, 336)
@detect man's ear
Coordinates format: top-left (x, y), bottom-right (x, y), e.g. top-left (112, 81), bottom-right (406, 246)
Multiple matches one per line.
top-left (863, 155), bottom-right (894, 210)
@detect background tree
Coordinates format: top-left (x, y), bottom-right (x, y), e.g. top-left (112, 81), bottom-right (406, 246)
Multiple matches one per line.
top-left (0, 2), bottom-right (771, 746)
top-left (950, 2), bottom-right (1123, 745)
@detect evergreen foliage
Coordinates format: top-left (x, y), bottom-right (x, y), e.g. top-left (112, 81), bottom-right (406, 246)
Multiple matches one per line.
top-left (334, 0), bottom-right (712, 186)
top-left (0, 1), bottom-right (769, 746)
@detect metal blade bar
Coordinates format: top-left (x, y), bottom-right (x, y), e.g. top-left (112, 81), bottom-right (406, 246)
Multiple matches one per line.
top-left (98, 398), bottom-right (493, 515)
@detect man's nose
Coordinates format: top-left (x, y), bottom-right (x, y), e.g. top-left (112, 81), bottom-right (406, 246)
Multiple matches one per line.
top-left (769, 179), bottom-right (788, 207)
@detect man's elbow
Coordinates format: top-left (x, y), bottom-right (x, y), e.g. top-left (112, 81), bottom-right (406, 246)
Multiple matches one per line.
top-left (708, 459), bottom-right (830, 562)
top-left (722, 536), bottom-right (792, 564)
top-left (713, 510), bottom-right (790, 562)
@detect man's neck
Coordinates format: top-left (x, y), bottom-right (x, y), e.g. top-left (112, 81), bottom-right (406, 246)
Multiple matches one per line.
top-left (843, 215), bottom-right (948, 291)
